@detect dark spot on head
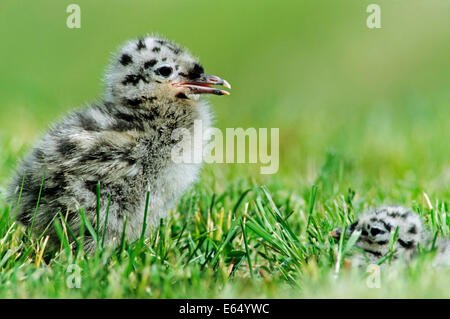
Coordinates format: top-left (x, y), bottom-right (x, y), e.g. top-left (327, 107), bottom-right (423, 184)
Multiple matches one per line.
top-left (388, 211), bottom-right (400, 218)
top-left (122, 74), bottom-right (148, 86)
top-left (376, 240), bottom-right (389, 245)
top-left (144, 59), bottom-right (157, 69)
top-left (156, 39), bottom-right (166, 45)
top-left (136, 39), bottom-right (146, 51)
top-left (152, 47), bottom-right (161, 52)
top-left (380, 220), bottom-right (392, 232)
top-left (408, 225), bottom-right (417, 234)
top-left (175, 65), bottom-right (179, 71)
top-left (188, 63), bottom-right (204, 79)
top-left (362, 230), bottom-right (369, 236)
top-left (167, 45), bottom-right (181, 55)
top-left (120, 54), bottom-right (133, 66)
top-left (162, 57), bottom-right (167, 62)
top-left (398, 238), bottom-right (415, 249)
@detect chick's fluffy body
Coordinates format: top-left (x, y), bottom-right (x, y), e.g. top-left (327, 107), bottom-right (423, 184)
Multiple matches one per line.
top-left (344, 206), bottom-right (450, 267)
top-left (9, 36), bottom-right (213, 252)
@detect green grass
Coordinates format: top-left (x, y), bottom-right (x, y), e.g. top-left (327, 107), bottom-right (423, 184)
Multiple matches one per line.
top-left (0, 0), bottom-right (449, 298)
top-left (0, 145), bottom-right (449, 298)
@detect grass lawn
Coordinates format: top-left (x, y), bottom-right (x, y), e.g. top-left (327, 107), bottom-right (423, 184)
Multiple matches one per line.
top-left (0, 0), bottom-right (449, 298)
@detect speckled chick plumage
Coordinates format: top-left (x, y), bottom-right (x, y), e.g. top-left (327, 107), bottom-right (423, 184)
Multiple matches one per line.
top-left (8, 36), bottom-right (229, 252)
top-left (332, 206), bottom-right (450, 267)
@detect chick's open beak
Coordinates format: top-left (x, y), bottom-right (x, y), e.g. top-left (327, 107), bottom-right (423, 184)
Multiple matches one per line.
top-left (175, 74), bottom-right (231, 96)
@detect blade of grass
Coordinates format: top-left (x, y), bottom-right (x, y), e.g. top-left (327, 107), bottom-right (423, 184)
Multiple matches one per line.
top-left (140, 191), bottom-right (150, 244)
top-left (306, 184), bottom-right (318, 229)
top-left (54, 219), bottom-right (71, 254)
top-left (11, 173), bottom-right (26, 221)
top-left (232, 188), bottom-right (252, 214)
top-left (96, 181), bottom-right (101, 239)
top-left (58, 211), bottom-right (79, 247)
top-left (78, 208), bottom-right (98, 247)
top-left (29, 172), bottom-right (46, 236)
top-left (118, 215), bottom-right (128, 257)
top-left (101, 195), bottom-right (111, 249)
top-left (240, 217), bottom-right (254, 278)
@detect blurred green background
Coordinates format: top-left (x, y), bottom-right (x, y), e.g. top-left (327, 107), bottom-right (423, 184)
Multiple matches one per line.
top-left (0, 0), bottom-right (449, 197)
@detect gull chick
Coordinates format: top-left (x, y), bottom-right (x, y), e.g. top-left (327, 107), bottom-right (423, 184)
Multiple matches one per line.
top-left (8, 36), bottom-right (231, 252)
top-left (331, 206), bottom-right (450, 267)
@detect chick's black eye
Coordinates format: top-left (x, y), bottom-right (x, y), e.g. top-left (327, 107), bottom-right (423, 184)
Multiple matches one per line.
top-left (370, 227), bottom-right (384, 236)
top-left (156, 66), bottom-right (173, 77)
